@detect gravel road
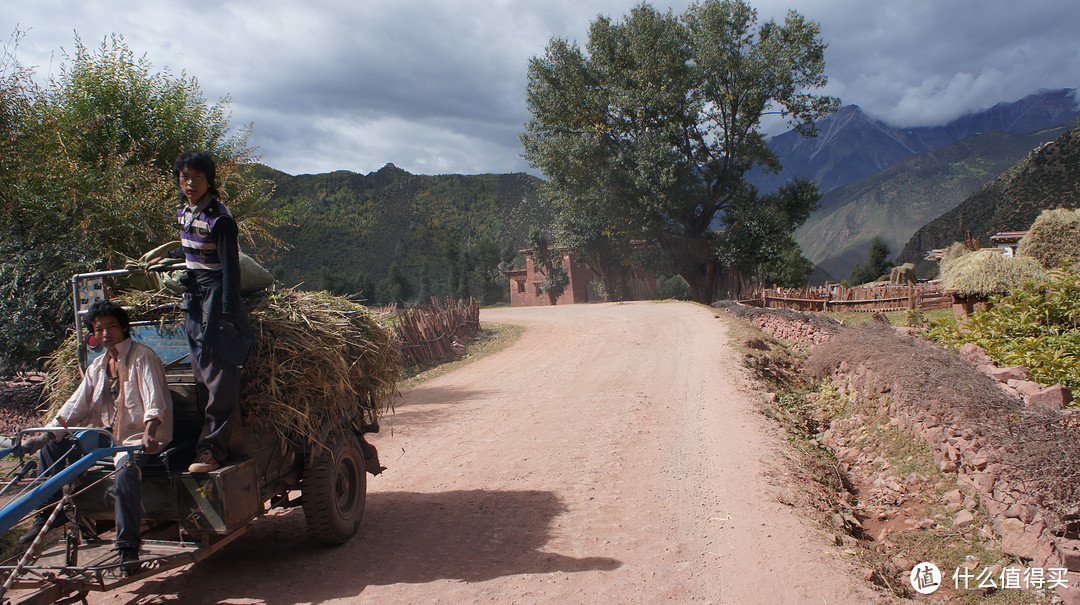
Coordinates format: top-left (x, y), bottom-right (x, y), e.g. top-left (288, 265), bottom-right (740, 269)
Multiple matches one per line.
top-left (87, 301), bottom-right (876, 604)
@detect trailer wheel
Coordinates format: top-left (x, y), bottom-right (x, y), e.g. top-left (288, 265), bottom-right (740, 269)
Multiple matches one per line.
top-left (302, 433), bottom-right (366, 544)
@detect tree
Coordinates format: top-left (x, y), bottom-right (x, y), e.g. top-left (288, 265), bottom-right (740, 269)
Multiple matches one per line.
top-left (528, 227), bottom-right (569, 304)
top-left (378, 263), bottom-right (415, 306)
top-left (548, 191), bottom-right (639, 301)
top-left (522, 0), bottom-right (837, 303)
top-left (716, 178), bottom-right (819, 290)
top-left (848, 236), bottom-right (894, 285)
top-left (0, 33), bottom-right (273, 373)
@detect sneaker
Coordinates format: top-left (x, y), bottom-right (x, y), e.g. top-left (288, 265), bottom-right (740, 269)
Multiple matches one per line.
top-left (118, 547), bottom-right (140, 576)
top-left (187, 450), bottom-right (220, 473)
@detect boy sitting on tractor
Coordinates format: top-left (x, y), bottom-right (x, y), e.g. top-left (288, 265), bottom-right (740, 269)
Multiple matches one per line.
top-left (20, 300), bottom-right (173, 571)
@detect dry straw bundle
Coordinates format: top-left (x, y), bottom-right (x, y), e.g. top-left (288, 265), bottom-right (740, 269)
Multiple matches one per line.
top-left (241, 289), bottom-right (400, 444)
top-left (940, 249), bottom-right (1047, 297)
top-left (43, 288), bottom-right (401, 446)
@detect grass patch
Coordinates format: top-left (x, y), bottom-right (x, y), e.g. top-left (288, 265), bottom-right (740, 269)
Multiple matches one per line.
top-left (821, 308), bottom-right (952, 327)
top-left (399, 322), bottom-right (525, 389)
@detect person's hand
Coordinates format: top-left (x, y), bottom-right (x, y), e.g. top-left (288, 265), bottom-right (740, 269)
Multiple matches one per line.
top-left (20, 432), bottom-right (53, 456)
top-left (141, 432), bottom-right (162, 455)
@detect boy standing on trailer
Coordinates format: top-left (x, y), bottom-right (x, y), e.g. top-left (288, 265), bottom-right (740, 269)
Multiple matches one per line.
top-left (171, 151), bottom-right (255, 473)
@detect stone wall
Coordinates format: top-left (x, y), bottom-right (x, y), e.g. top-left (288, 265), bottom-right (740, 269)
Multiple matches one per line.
top-left (830, 348), bottom-right (1078, 602)
top-left (719, 303), bottom-right (1080, 602)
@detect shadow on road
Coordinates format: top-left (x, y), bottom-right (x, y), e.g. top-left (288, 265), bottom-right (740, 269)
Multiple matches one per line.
top-left (382, 385), bottom-right (499, 429)
top-left (125, 489), bottom-right (619, 604)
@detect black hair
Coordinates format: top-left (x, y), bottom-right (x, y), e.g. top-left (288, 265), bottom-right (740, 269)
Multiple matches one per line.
top-left (86, 300), bottom-right (131, 339)
top-left (173, 151), bottom-right (219, 198)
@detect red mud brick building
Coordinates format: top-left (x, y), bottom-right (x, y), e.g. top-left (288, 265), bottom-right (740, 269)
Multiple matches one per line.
top-left (505, 248), bottom-right (657, 307)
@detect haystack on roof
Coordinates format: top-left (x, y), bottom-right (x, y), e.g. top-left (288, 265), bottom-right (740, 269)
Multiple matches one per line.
top-left (940, 249), bottom-right (1048, 297)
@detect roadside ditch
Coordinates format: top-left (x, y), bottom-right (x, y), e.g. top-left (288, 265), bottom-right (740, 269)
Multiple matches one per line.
top-left (713, 301), bottom-right (1079, 605)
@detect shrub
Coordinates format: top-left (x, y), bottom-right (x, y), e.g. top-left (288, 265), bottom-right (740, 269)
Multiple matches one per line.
top-left (1017, 208), bottom-right (1080, 269)
top-left (940, 249), bottom-right (1047, 297)
top-left (928, 265), bottom-right (1080, 391)
top-left (657, 274), bottom-right (691, 299)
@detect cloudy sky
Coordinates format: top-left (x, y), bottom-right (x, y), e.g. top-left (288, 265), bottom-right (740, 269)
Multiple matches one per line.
top-left (5, 0), bottom-right (1079, 177)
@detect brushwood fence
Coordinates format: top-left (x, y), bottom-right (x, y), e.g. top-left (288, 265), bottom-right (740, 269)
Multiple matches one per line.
top-left (736, 281), bottom-right (950, 313)
top-left (393, 297), bottom-right (482, 366)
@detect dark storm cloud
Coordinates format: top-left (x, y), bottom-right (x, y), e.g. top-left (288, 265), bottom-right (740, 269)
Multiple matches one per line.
top-left (6, 0), bottom-right (1079, 175)
top-left (795, 0), bottom-right (1080, 126)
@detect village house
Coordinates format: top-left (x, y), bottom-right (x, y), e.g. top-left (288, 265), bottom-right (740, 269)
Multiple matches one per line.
top-left (504, 248), bottom-right (657, 307)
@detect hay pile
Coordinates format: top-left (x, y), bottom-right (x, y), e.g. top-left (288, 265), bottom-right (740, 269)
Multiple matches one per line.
top-left (43, 288), bottom-right (401, 446)
top-left (1018, 207), bottom-right (1080, 269)
top-left (940, 249), bottom-right (1047, 296)
top-left (242, 289), bottom-right (400, 444)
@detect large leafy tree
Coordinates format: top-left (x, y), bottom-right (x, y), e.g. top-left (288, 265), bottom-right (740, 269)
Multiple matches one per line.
top-left (521, 0), bottom-right (837, 302)
top-left (0, 34), bottom-right (273, 373)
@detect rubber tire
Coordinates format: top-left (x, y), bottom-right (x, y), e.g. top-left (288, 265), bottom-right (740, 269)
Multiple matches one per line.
top-left (301, 433), bottom-right (367, 544)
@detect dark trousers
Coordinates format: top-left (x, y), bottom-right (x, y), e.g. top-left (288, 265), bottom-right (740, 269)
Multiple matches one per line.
top-left (40, 435), bottom-right (146, 550)
top-left (185, 314), bottom-right (242, 463)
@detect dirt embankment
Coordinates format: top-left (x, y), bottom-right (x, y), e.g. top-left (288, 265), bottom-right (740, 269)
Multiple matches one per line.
top-left (716, 301), bottom-right (1080, 603)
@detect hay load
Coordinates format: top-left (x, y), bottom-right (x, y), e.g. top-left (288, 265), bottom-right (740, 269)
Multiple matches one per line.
top-left (44, 288), bottom-right (401, 446)
top-left (241, 289), bottom-right (400, 442)
top-left (940, 249), bottom-right (1048, 297)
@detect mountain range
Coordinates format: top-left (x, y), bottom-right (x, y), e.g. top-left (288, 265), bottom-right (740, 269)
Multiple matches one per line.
top-left (896, 118), bottom-right (1080, 270)
top-left (763, 88), bottom-right (1079, 281)
top-left (751, 88), bottom-right (1079, 196)
top-left (794, 122), bottom-right (1074, 280)
top-left (255, 89), bottom-right (1079, 297)
top-left (253, 163), bottom-right (549, 302)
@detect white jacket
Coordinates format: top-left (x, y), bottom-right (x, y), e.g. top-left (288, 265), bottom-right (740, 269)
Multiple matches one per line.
top-left (49, 338), bottom-right (174, 447)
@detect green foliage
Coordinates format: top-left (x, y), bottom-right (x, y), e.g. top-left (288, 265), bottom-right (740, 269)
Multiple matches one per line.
top-left (656, 274), bottom-right (692, 299)
top-left (1017, 207), bottom-right (1080, 269)
top-left (546, 187), bottom-right (641, 302)
top-left (717, 178), bottom-right (820, 287)
top-left (378, 263), bottom-right (416, 306)
top-left (521, 0), bottom-right (838, 302)
top-left (528, 227), bottom-right (569, 301)
top-left (940, 249), bottom-right (1047, 297)
top-left (904, 309), bottom-right (925, 328)
top-left (927, 266), bottom-right (1080, 391)
top-left (848, 236), bottom-right (893, 285)
top-left (0, 33), bottom-right (271, 372)
top-left (261, 166), bottom-right (547, 306)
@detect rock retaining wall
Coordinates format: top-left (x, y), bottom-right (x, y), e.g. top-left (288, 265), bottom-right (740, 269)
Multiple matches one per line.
top-left (832, 352), bottom-right (1079, 602)
top-left (721, 304), bottom-right (1080, 602)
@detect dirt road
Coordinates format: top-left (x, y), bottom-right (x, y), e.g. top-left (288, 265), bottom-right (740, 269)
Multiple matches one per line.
top-left (91, 301), bottom-right (876, 604)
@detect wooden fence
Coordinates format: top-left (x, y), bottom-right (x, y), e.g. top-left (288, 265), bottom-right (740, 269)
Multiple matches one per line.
top-left (393, 297), bottom-right (482, 366)
top-left (736, 281), bottom-right (951, 313)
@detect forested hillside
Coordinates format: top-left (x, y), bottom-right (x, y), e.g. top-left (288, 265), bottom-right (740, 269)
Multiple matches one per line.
top-left (253, 163), bottom-right (552, 304)
top-left (897, 119), bottom-right (1080, 270)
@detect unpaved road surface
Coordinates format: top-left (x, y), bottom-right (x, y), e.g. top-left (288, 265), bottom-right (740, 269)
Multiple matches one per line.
top-left (87, 301), bottom-right (876, 604)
